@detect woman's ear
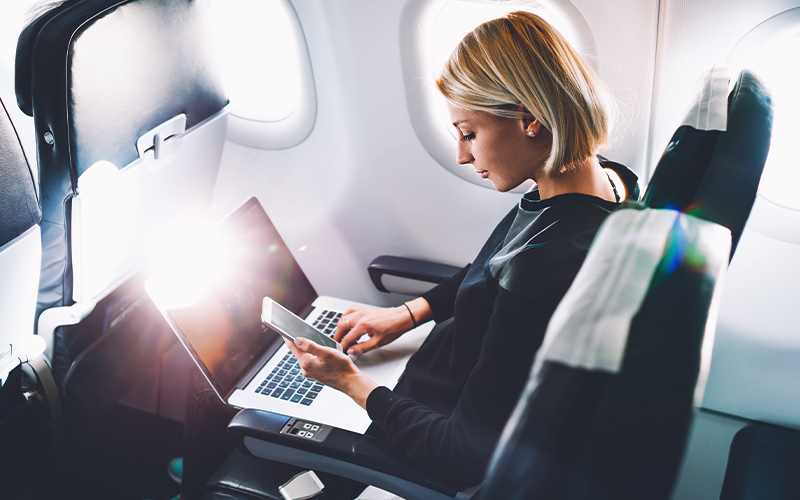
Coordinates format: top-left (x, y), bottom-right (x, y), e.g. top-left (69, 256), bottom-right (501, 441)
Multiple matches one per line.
top-left (521, 113), bottom-right (544, 137)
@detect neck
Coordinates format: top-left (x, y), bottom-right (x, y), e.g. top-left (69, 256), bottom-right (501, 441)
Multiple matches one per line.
top-left (535, 157), bottom-right (617, 202)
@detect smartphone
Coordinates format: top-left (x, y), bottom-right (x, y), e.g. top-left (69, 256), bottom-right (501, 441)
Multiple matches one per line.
top-left (261, 297), bottom-right (343, 352)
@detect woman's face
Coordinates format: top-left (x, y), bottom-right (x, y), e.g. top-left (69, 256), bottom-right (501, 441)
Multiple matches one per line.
top-left (447, 102), bottom-right (550, 192)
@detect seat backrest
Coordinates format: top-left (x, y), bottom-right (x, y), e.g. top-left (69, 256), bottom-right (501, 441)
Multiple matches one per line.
top-left (16, 0), bottom-right (228, 315)
top-left (0, 97), bottom-right (42, 380)
top-left (477, 67), bottom-right (772, 500)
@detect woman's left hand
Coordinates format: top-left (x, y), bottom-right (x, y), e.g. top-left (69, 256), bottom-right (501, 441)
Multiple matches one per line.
top-left (284, 337), bottom-right (378, 409)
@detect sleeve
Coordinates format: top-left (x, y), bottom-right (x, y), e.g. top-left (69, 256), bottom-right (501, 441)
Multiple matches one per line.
top-left (420, 264), bottom-right (470, 322)
top-left (366, 286), bottom-right (551, 488)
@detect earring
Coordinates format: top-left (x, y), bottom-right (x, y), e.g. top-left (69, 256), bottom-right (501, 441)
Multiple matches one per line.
top-left (527, 131), bottom-right (535, 137)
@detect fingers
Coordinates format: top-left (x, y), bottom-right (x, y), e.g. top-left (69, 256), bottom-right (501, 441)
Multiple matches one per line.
top-left (294, 336), bottom-right (321, 355)
top-left (339, 324), bottom-right (368, 351)
top-left (347, 335), bottom-right (381, 355)
top-left (283, 338), bottom-right (303, 362)
top-left (333, 307), bottom-right (360, 341)
top-left (284, 337), bottom-right (322, 364)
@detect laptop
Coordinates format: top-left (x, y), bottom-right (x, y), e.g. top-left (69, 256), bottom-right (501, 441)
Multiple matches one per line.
top-left (147, 197), bottom-right (432, 433)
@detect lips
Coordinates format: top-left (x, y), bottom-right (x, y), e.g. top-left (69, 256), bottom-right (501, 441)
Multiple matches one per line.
top-left (477, 170), bottom-right (488, 179)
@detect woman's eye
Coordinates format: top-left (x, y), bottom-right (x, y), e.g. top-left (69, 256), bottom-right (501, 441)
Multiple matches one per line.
top-left (460, 133), bottom-right (475, 142)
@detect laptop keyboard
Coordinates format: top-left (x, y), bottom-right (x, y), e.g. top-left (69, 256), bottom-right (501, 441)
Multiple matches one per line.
top-left (255, 309), bottom-right (341, 406)
top-left (311, 309), bottom-right (342, 336)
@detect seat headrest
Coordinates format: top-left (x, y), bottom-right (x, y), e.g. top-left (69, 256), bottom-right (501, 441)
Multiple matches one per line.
top-left (14, 0), bottom-right (77, 117)
top-left (644, 66), bottom-right (772, 259)
top-left (689, 70), bottom-right (772, 257)
top-left (0, 98), bottom-right (40, 248)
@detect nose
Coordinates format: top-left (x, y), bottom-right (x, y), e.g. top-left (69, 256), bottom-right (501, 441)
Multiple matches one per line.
top-left (456, 142), bottom-right (474, 165)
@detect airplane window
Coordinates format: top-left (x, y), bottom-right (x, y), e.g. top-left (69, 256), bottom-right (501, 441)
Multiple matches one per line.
top-left (729, 8), bottom-right (800, 211)
top-left (205, 0), bottom-right (316, 149)
top-left (401, 0), bottom-right (597, 191)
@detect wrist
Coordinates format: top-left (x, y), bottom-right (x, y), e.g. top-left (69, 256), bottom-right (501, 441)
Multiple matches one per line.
top-left (343, 372), bottom-right (379, 409)
top-left (405, 297), bottom-right (433, 325)
top-left (394, 304), bottom-right (416, 332)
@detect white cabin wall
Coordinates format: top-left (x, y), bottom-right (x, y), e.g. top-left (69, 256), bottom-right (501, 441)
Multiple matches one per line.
top-left (569, 0), bottom-right (659, 177)
top-left (212, 0), bottom-right (522, 306)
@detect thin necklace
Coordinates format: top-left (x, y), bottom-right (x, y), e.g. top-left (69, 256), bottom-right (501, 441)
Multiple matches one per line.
top-left (606, 172), bottom-right (621, 203)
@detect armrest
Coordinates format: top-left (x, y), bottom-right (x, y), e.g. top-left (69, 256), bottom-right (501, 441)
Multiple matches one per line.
top-left (227, 409), bottom-right (460, 500)
top-left (368, 256), bottom-right (462, 294)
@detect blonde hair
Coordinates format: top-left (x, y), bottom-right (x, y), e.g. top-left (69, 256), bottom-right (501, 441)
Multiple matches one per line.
top-left (435, 11), bottom-right (615, 175)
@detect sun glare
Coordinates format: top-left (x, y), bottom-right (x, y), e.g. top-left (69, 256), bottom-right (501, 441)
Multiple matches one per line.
top-left (146, 219), bottom-right (237, 311)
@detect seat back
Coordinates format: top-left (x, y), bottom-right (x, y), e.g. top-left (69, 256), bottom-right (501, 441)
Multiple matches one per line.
top-left (15, 0), bottom-right (228, 418)
top-left (0, 96), bottom-right (42, 381)
top-left (478, 66), bottom-right (772, 500)
top-left (16, 0), bottom-right (228, 314)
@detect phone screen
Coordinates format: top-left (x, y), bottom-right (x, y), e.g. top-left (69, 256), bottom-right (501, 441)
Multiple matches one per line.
top-left (262, 297), bottom-right (341, 351)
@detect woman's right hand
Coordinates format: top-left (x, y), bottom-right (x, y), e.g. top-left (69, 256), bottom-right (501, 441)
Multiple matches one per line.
top-left (334, 298), bottom-right (432, 355)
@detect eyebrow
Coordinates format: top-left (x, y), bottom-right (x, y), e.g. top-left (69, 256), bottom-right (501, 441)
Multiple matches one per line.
top-left (452, 120), bottom-right (466, 127)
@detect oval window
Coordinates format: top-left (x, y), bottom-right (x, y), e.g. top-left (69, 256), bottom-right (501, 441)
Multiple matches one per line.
top-left (205, 0), bottom-right (316, 149)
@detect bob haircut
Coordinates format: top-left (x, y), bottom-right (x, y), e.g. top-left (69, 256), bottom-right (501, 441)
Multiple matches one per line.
top-left (435, 11), bottom-right (615, 175)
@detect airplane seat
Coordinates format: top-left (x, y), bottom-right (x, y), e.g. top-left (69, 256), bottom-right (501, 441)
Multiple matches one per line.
top-left (15, 0), bottom-right (228, 427)
top-left (718, 424), bottom-right (800, 500)
top-left (0, 96), bottom-right (50, 496)
top-left (194, 66), bottom-right (770, 500)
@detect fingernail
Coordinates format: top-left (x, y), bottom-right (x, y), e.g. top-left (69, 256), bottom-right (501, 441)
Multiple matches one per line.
top-left (295, 337), bottom-right (305, 347)
top-left (347, 348), bottom-right (354, 355)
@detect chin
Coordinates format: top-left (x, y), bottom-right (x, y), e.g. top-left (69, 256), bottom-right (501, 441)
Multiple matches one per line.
top-left (492, 180), bottom-right (521, 193)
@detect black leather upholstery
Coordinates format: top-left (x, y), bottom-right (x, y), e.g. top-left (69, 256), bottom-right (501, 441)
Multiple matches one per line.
top-left (16, 0), bottom-right (227, 320)
top-left (0, 98), bottom-right (40, 248)
top-left (14, 0), bottom-right (77, 117)
top-left (719, 425), bottom-right (800, 500)
top-left (200, 449), bottom-right (300, 500)
top-left (201, 449), bottom-right (367, 500)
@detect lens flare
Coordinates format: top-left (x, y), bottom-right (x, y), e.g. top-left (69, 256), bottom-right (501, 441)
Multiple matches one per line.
top-left (146, 218), bottom-right (239, 310)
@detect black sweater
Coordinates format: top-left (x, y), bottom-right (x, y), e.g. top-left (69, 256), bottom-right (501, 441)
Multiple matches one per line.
top-left (365, 190), bottom-right (625, 488)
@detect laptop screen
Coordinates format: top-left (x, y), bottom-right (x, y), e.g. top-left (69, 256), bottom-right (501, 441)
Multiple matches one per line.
top-left (164, 198), bottom-right (318, 396)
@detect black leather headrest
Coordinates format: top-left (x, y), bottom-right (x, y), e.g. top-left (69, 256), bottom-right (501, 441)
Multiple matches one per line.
top-left (644, 70), bottom-right (772, 259)
top-left (0, 98), bottom-right (41, 247)
top-left (14, 0), bottom-right (78, 117)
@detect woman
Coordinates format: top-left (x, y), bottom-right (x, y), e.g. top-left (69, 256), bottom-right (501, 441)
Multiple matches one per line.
top-left (286, 10), bottom-right (635, 489)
